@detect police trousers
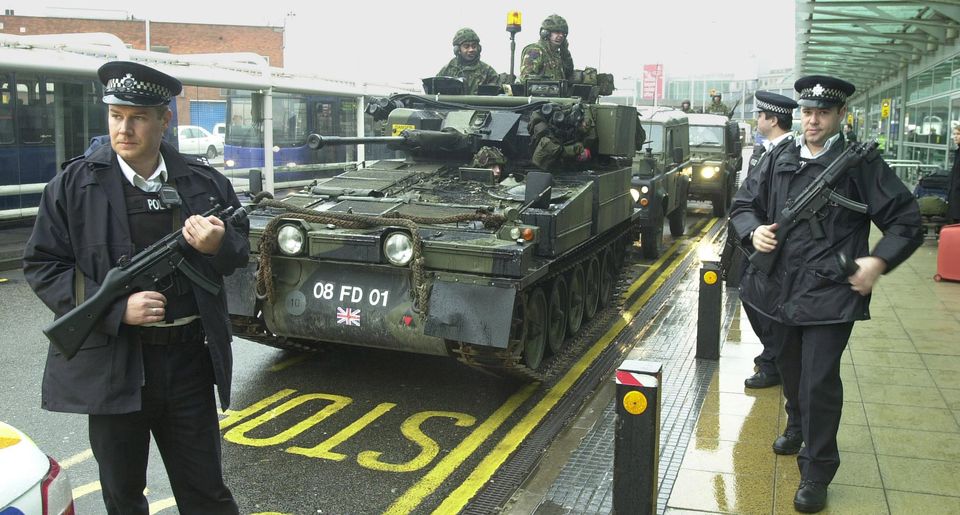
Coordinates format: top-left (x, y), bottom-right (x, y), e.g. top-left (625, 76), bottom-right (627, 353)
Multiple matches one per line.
top-left (88, 339), bottom-right (238, 515)
top-left (773, 321), bottom-right (855, 484)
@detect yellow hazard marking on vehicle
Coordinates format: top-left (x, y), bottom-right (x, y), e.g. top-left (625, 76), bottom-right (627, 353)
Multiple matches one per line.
top-left (219, 389), bottom-right (297, 430)
top-left (223, 393), bottom-right (351, 447)
top-left (429, 218), bottom-right (718, 514)
top-left (287, 402), bottom-right (396, 461)
top-left (623, 391), bottom-right (648, 415)
top-left (392, 124), bottom-right (415, 137)
top-left (703, 270), bottom-right (718, 285)
top-left (72, 480), bottom-right (102, 499)
top-left (383, 382), bottom-right (537, 515)
top-left (358, 411), bottom-right (477, 473)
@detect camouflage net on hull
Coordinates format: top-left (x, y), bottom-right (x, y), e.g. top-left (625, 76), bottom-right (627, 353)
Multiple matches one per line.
top-left (253, 199), bottom-right (507, 317)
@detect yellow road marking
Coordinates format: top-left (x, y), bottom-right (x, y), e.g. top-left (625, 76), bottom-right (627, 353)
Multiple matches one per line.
top-left (288, 402), bottom-right (396, 461)
top-left (149, 497), bottom-right (177, 514)
top-left (430, 218), bottom-right (717, 514)
top-left (383, 383), bottom-right (537, 515)
top-left (60, 448), bottom-right (93, 469)
top-left (621, 218), bottom-right (710, 302)
top-left (72, 480), bottom-right (101, 499)
top-left (268, 354), bottom-right (311, 372)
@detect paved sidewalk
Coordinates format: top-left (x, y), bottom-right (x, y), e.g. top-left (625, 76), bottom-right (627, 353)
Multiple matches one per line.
top-left (525, 234), bottom-right (960, 514)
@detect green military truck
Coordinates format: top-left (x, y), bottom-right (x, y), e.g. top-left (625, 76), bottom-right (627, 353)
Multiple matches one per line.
top-left (685, 113), bottom-right (742, 217)
top-left (631, 107), bottom-right (691, 258)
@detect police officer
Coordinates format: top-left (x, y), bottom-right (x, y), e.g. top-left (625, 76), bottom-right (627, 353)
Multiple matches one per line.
top-left (738, 91), bottom-right (798, 390)
top-left (730, 75), bottom-right (922, 513)
top-left (706, 91), bottom-right (730, 115)
top-left (519, 14), bottom-right (575, 82)
top-left (436, 28), bottom-right (500, 95)
top-left (23, 61), bottom-right (249, 514)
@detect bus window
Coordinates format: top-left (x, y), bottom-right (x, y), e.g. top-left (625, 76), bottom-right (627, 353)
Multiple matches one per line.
top-left (0, 81), bottom-right (13, 144)
top-left (17, 79), bottom-right (55, 144)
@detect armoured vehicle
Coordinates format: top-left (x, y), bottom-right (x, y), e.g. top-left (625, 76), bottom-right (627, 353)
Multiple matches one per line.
top-left (225, 88), bottom-right (644, 376)
top-left (631, 107), bottom-right (691, 258)
top-left (685, 113), bottom-right (743, 217)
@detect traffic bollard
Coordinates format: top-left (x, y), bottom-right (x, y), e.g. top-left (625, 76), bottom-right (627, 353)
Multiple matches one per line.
top-left (697, 260), bottom-right (722, 360)
top-left (613, 359), bottom-right (662, 515)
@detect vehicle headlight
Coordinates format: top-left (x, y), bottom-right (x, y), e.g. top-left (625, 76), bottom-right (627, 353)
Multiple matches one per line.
top-left (630, 188), bottom-right (641, 202)
top-left (701, 166), bottom-right (717, 179)
top-left (640, 186), bottom-right (649, 194)
top-left (277, 225), bottom-right (305, 256)
top-left (384, 232), bottom-right (414, 266)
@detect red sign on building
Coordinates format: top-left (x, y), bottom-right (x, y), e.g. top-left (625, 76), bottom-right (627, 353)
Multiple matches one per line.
top-left (641, 64), bottom-right (664, 101)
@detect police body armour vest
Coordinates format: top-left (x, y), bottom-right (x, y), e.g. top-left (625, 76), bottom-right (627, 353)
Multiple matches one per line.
top-left (122, 180), bottom-right (199, 322)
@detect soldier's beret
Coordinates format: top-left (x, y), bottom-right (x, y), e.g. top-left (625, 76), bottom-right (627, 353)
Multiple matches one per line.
top-left (753, 90), bottom-right (798, 116)
top-left (98, 61), bottom-right (182, 107)
top-left (794, 75), bottom-right (855, 108)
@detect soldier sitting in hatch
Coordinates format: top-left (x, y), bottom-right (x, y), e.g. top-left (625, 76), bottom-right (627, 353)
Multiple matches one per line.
top-left (437, 28), bottom-right (500, 95)
top-left (706, 92), bottom-right (730, 115)
top-left (519, 14), bottom-right (575, 82)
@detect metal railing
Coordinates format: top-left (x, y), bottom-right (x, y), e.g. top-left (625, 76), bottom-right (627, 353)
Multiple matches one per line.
top-left (885, 159), bottom-right (943, 190)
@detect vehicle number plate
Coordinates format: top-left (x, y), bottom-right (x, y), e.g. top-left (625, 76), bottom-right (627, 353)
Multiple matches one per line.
top-left (312, 281), bottom-right (390, 308)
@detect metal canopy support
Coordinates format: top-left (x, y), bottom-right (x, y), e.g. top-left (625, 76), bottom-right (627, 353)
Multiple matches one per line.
top-left (795, 0), bottom-right (960, 96)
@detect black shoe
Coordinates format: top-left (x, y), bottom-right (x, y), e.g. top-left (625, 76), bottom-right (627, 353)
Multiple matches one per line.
top-left (744, 371), bottom-right (781, 388)
top-left (794, 480), bottom-right (827, 513)
top-left (772, 430), bottom-right (803, 455)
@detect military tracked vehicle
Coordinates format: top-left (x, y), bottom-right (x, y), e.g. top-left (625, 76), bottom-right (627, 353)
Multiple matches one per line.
top-left (225, 88), bottom-right (644, 377)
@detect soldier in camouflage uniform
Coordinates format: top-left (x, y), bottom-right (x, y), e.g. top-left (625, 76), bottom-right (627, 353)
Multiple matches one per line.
top-left (680, 99), bottom-right (695, 113)
top-left (706, 92), bottom-right (730, 115)
top-left (437, 28), bottom-right (500, 95)
top-left (519, 14), bottom-right (575, 82)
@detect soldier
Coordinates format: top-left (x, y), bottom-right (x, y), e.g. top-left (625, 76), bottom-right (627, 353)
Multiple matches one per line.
top-left (680, 99), bottom-right (694, 113)
top-left (731, 75), bottom-right (922, 513)
top-left (519, 14), bottom-right (574, 82)
top-left (436, 28), bottom-right (500, 95)
top-left (706, 91), bottom-right (730, 115)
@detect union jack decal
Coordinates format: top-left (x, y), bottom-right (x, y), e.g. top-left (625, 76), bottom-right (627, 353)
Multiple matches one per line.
top-left (336, 307), bottom-right (361, 326)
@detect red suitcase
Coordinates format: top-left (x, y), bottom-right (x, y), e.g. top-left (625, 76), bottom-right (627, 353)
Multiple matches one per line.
top-left (935, 224), bottom-right (960, 282)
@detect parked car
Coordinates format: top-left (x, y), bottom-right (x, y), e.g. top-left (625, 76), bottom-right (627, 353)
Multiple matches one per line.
top-left (0, 422), bottom-right (74, 515)
top-left (212, 122), bottom-right (226, 145)
top-left (177, 124), bottom-right (223, 159)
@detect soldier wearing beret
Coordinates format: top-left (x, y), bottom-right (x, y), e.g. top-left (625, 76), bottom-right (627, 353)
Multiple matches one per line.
top-left (437, 28), bottom-right (500, 95)
top-left (519, 14), bottom-right (575, 82)
top-left (730, 75), bottom-right (922, 512)
top-left (23, 61), bottom-right (248, 514)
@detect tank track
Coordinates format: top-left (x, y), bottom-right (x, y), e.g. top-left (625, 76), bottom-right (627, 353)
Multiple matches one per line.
top-left (450, 223), bottom-right (636, 382)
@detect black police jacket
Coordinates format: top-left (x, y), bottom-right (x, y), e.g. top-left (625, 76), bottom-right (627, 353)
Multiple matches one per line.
top-left (23, 141), bottom-right (250, 414)
top-left (730, 137), bottom-right (922, 325)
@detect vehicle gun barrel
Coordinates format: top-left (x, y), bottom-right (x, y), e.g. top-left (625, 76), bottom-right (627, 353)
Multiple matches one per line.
top-left (307, 134), bottom-right (404, 149)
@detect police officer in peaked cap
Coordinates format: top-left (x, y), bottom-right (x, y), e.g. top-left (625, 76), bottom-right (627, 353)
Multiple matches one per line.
top-left (24, 60), bottom-right (249, 514)
top-left (730, 74), bottom-right (921, 513)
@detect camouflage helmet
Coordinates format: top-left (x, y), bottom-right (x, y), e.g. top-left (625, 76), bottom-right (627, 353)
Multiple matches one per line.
top-left (452, 28), bottom-right (480, 46)
top-left (541, 14), bottom-right (569, 34)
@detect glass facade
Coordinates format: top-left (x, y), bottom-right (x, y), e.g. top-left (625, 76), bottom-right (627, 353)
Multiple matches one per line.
top-left (900, 51), bottom-right (959, 169)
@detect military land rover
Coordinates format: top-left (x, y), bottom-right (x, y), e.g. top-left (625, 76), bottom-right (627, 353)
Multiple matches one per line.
top-left (685, 113), bottom-right (742, 216)
top-left (631, 107), bottom-right (691, 258)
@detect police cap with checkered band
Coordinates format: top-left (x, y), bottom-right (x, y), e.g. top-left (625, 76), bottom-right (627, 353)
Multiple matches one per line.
top-left (794, 75), bottom-right (855, 109)
top-left (98, 61), bottom-right (182, 106)
top-left (753, 90), bottom-right (798, 116)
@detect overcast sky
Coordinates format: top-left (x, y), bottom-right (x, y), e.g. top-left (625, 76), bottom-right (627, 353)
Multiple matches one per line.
top-left (3, 0), bottom-right (796, 86)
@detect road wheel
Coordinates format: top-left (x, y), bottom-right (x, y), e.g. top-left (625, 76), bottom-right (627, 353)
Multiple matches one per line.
top-left (546, 277), bottom-right (568, 354)
top-left (668, 205), bottom-right (686, 237)
top-left (522, 287), bottom-right (548, 370)
top-left (206, 145), bottom-right (218, 159)
top-left (640, 225), bottom-right (662, 259)
top-left (598, 248), bottom-right (616, 308)
top-left (566, 265), bottom-right (585, 336)
top-left (583, 256), bottom-right (601, 321)
top-left (712, 187), bottom-right (728, 217)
